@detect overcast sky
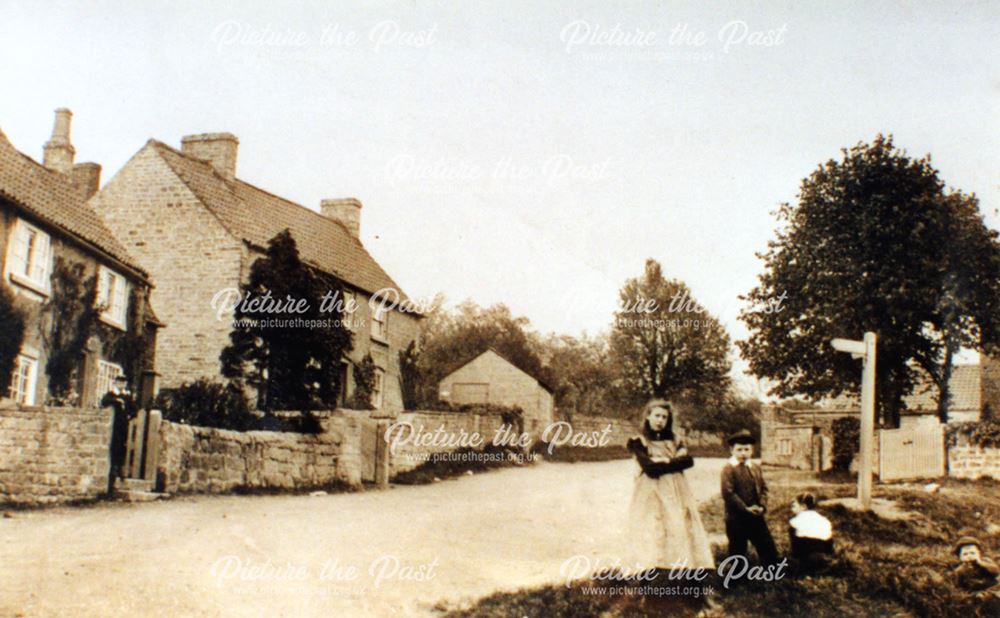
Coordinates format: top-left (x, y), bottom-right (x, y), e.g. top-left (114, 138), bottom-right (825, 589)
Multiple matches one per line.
top-left (2, 1), bottom-right (997, 390)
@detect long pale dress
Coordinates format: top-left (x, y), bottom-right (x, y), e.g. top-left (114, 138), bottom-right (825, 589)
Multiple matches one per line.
top-left (628, 436), bottom-right (715, 570)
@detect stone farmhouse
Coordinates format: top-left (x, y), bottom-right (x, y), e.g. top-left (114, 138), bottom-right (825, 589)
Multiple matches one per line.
top-left (1, 110), bottom-right (160, 408)
top-left (89, 132), bottom-right (420, 412)
top-left (761, 363), bottom-right (988, 470)
top-left (438, 348), bottom-right (555, 434)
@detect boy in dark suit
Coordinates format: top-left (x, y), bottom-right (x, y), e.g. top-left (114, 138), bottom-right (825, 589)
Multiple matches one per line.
top-left (721, 430), bottom-right (778, 564)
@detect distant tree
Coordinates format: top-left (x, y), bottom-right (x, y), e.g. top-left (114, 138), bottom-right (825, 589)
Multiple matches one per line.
top-left (739, 135), bottom-right (1000, 426)
top-left (540, 332), bottom-right (623, 418)
top-left (220, 229), bottom-right (353, 411)
top-left (610, 259), bottom-right (732, 408)
top-left (0, 282), bottom-right (27, 395)
top-left (686, 394), bottom-right (762, 443)
top-left (413, 298), bottom-right (551, 407)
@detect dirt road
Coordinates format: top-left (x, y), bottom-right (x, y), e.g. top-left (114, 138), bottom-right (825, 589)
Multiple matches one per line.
top-left (0, 458), bottom-right (727, 617)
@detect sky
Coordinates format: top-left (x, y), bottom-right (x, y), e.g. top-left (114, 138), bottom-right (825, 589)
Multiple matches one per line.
top-left (2, 1), bottom-right (998, 392)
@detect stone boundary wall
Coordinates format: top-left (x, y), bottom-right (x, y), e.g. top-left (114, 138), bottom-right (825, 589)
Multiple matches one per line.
top-left (560, 415), bottom-right (637, 447)
top-left (156, 410), bottom-right (367, 493)
top-left (948, 443), bottom-right (1000, 480)
top-left (387, 410), bottom-right (510, 477)
top-left (0, 405), bottom-right (112, 505)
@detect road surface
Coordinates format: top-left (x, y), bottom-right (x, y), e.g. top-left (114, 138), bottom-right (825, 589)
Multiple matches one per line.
top-left (0, 458), bottom-right (727, 617)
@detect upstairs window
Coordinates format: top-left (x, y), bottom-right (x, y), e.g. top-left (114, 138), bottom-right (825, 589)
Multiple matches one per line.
top-left (97, 266), bottom-right (128, 329)
top-left (6, 219), bottom-right (52, 294)
top-left (370, 304), bottom-right (388, 340)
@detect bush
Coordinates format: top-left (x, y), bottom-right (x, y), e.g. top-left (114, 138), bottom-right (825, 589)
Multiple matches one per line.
top-left (155, 379), bottom-right (256, 430)
top-left (345, 354), bottom-right (376, 410)
top-left (156, 379), bottom-right (325, 433)
top-left (0, 283), bottom-right (27, 396)
top-left (831, 417), bottom-right (860, 471)
top-left (947, 419), bottom-right (1000, 448)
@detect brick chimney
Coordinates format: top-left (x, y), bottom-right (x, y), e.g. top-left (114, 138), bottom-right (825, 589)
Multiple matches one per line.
top-left (321, 198), bottom-right (362, 238)
top-left (181, 133), bottom-right (238, 179)
top-left (43, 108), bottom-right (76, 174)
top-left (71, 162), bottom-right (102, 201)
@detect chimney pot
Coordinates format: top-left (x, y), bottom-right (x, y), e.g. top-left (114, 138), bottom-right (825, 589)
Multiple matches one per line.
top-left (43, 108), bottom-right (76, 174)
top-left (181, 132), bottom-right (239, 179)
top-left (320, 198), bottom-right (363, 238)
top-left (72, 162), bottom-right (102, 201)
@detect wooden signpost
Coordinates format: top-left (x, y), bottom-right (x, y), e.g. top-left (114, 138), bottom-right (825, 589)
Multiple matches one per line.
top-left (831, 332), bottom-right (877, 510)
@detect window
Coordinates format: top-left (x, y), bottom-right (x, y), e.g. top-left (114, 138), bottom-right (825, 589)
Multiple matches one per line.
top-left (8, 354), bottom-right (38, 405)
top-left (5, 219), bottom-right (52, 294)
top-left (370, 304), bottom-right (388, 340)
top-left (778, 438), bottom-right (792, 456)
top-left (97, 266), bottom-right (128, 328)
top-left (372, 367), bottom-right (385, 409)
top-left (96, 360), bottom-right (124, 402)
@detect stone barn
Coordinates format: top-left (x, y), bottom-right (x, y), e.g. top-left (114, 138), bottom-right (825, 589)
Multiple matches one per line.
top-left (438, 348), bottom-right (554, 436)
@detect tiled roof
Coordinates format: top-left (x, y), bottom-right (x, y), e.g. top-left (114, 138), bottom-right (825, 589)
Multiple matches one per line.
top-left (149, 140), bottom-right (409, 300)
top-left (817, 363), bottom-right (980, 413)
top-left (906, 364), bottom-right (980, 412)
top-left (0, 128), bottom-right (147, 277)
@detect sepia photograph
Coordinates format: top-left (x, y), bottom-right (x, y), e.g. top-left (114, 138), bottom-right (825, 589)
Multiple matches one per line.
top-left (1, 1), bottom-right (999, 616)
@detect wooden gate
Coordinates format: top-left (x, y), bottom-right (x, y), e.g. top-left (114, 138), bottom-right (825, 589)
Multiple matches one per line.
top-left (122, 408), bottom-right (162, 487)
top-left (878, 422), bottom-right (945, 481)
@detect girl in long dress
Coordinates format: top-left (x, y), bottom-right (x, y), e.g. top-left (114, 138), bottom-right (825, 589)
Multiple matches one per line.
top-left (626, 399), bottom-right (715, 571)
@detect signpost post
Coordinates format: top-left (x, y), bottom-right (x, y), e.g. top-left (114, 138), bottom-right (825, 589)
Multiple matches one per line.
top-left (831, 332), bottom-right (877, 510)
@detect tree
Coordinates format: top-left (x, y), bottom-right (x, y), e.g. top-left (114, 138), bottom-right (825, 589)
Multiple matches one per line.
top-left (0, 282), bottom-right (27, 396)
top-left (609, 259), bottom-right (732, 407)
top-left (686, 394), bottom-right (762, 443)
top-left (412, 298), bottom-right (551, 407)
top-left (540, 333), bottom-right (618, 418)
top-left (220, 229), bottom-right (353, 411)
top-left (739, 135), bottom-right (1000, 426)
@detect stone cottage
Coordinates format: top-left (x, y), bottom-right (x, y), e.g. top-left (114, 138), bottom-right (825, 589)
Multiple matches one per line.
top-left (438, 348), bottom-right (555, 435)
top-left (1, 109), bottom-right (159, 407)
top-left (89, 132), bottom-right (420, 412)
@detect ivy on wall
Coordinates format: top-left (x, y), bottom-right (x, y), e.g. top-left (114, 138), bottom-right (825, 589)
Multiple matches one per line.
top-left (0, 282), bottom-right (27, 395)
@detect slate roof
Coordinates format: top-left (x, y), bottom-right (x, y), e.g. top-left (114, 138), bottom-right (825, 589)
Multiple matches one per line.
top-left (148, 140), bottom-right (409, 301)
top-left (0, 128), bottom-right (147, 277)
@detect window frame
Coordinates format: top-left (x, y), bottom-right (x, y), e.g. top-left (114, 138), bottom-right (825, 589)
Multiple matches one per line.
top-left (96, 360), bottom-right (124, 403)
top-left (370, 303), bottom-right (388, 341)
top-left (97, 265), bottom-right (129, 330)
top-left (8, 353), bottom-right (39, 406)
top-left (5, 218), bottom-right (52, 297)
top-left (372, 366), bottom-right (385, 409)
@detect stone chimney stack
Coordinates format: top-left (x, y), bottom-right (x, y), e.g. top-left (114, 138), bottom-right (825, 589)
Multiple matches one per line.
top-left (43, 108), bottom-right (76, 174)
top-left (71, 162), bottom-right (102, 201)
top-left (320, 198), bottom-right (363, 238)
top-left (181, 133), bottom-right (239, 179)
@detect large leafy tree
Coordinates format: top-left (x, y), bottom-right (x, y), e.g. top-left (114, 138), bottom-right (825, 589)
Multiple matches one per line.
top-left (220, 229), bottom-right (353, 411)
top-left (609, 259), bottom-right (732, 406)
top-left (739, 135), bottom-right (1000, 426)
